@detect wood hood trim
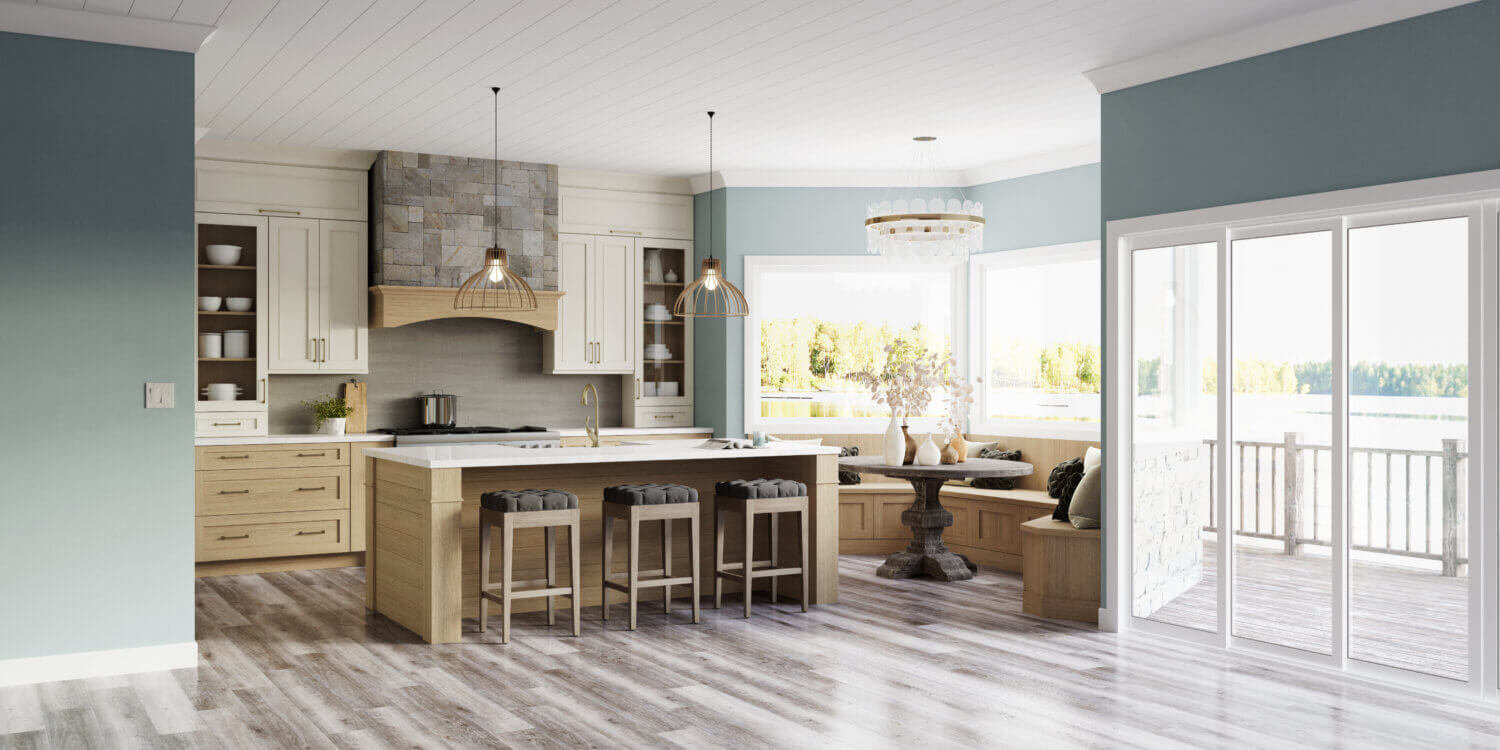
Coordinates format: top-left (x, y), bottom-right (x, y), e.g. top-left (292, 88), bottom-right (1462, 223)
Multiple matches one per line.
top-left (369, 286), bottom-right (564, 331)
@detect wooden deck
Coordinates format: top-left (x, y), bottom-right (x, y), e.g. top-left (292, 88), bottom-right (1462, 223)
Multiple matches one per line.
top-left (1146, 540), bottom-right (1468, 680)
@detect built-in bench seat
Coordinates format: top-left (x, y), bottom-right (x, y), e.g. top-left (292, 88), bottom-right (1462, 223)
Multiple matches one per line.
top-left (837, 479), bottom-right (1058, 571)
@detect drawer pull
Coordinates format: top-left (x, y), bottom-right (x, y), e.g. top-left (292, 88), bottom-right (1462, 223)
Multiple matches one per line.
top-left (218, 489), bottom-right (251, 495)
top-left (218, 534), bottom-right (250, 540)
top-left (296, 452), bottom-right (327, 457)
top-left (218, 455), bottom-right (251, 460)
top-left (296, 530), bottom-right (327, 536)
top-left (212, 421), bottom-right (243, 427)
top-left (296, 486), bottom-right (327, 492)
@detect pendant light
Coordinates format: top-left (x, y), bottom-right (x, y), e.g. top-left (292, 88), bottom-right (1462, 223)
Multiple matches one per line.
top-left (674, 111), bottom-right (748, 318)
top-left (455, 86), bottom-right (537, 312)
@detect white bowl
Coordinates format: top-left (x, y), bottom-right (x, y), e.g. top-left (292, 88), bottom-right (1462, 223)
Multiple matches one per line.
top-left (198, 296), bottom-right (222, 312)
top-left (224, 297), bottom-right (253, 312)
top-left (204, 245), bottom-right (243, 265)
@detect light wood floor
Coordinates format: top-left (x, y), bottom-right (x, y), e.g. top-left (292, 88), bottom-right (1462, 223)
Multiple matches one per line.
top-left (3, 556), bottom-right (1499, 749)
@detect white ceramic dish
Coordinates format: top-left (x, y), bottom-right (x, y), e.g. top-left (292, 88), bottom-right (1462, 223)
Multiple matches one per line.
top-left (201, 383), bottom-right (243, 401)
top-left (198, 333), bottom-right (223, 358)
top-left (222, 330), bottom-right (250, 359)
top-left (224, 297), bottom-right (253, 312)
top-left (642, 382), bottom-right (658, 397)
top-left (204, 244), bottom-right (243, 265)
top-left (660, 382), bottom-right (679, 397)
top-left (198, 296), bottom-right (222, 312)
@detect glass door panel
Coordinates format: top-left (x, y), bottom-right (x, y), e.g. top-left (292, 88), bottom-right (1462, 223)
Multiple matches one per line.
top-left (1231, 230), bottom-right (1333, 654)
top-left (1132, 242), bottom-right (1218, 631)
top-left (1347, 217), bottom-right (1469, 680)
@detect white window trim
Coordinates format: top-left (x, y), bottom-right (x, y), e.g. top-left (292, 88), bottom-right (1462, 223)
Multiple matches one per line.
top-left (969, 241), bottom-right (1102, 441)
top-left (743, 255), bottom-right (967, 435)
top-left (1103, 166), bottom-right (1500, 701)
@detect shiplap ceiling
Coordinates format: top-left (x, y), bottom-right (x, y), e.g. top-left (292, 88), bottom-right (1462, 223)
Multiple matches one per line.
top-left (32, 0), bottom-right (1414, 175)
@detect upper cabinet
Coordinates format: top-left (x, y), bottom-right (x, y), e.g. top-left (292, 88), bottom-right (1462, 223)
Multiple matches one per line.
top-left (266, 218), bottom-right (369, 374)
top-left (558, 186), bottom-right (693, 240)
top-left (196, 160), bottom-right (367, 222)
top-left (545, 233), bottom-right (637, 374)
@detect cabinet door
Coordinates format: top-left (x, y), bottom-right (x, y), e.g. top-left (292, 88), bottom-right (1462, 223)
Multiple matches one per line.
top-left (593, 235), bottom-right (636, 373)
top-left (318, 220), bottom-right (368, 373)
top-left (550, 233), bottom-right (594, 372)
top-left (267, 217), bottom-right (320, 372)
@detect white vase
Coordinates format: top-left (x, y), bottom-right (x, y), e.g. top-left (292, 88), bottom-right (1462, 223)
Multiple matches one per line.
top-left (914, 433), bottom-right (941, 466)
top-left (882, 414), bottom-right (906, 466)
top-left (322, 418), bottom-right (346, 436)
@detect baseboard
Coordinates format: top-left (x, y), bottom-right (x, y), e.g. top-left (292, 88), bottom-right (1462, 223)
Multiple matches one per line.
top-left (1097, 607), bottom-right (1120, 632)
top-left (0, 641), bottom-right (198, 687)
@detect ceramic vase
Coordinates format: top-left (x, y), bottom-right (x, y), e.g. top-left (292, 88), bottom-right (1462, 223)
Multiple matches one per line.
top-left (915, 434), bottom-right (941, 466)
top-left (902, 424), bottom-right (917, 465)
top-left (948, 434), bottom-right (968, 463)
top-left (322, 418), bottom-right (347, 436)
top-left (940, 442), bottom-right (960, 465)
top-left (883, 415), bottom-right (906, 466)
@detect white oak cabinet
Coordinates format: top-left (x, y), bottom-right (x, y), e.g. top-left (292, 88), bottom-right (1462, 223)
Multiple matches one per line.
top-left (558, 186), bottom-right (693, 240)
top-left (266, 218), bottom-right (369, 374)
top-left (544, 233), bottom-right (637, 374)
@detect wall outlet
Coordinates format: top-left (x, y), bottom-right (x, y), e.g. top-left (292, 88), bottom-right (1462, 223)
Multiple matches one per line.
top-left (145, 382), bottom-right (175, 409)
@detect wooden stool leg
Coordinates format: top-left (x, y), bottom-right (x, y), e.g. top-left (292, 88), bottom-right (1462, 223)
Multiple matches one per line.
top-left (478, 517), bottom-right (491, 633)
top-left (799, 505), bottom-right (810, 612)
top-left (689, 508), bottom-right (701, 624)
top-left (628, 511), bottom-right (640, 631)
top-left (570, 519), bottom-right (582, 637)
top-left (501, 517), bottom-right (515, 644)
top-left (743, 505), bottom-right (754, 619)
top-left (769, 511), bottom-right (779, 605)
top-left (714, 505), bottom-right (725, 609)
top-left (662, 518), bottom-right (673, 614)
top-left (545, 526), bottom-right (556, 627)
top-left (601, 514), bottom-right (614, 621)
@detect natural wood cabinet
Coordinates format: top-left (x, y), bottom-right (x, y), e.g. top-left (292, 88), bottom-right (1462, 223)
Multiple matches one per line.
top-left (545, 233), bottom-right (637, 374)
top-left (267, 218), bottom-right (368, 374)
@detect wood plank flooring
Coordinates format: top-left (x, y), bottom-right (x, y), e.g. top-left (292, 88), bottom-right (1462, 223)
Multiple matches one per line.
top-left (4, 556), bottom-right (1500, 748)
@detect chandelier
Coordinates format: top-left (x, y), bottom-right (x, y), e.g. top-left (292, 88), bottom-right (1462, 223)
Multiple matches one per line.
top-left (866, 136), bottom-right (984, 258)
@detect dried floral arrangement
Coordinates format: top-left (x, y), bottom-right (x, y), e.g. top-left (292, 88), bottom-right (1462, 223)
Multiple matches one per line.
top-left (853, 344), bottom-right (946, 425)
top-left (938, 357), bottom-right (978, 440)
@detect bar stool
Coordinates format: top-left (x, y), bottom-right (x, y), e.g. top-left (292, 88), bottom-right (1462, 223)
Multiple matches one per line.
top-left (477, 489), bottom-right (582, 644)
top-left (714, 478), bottom-right (810, 617)
top-left (601, 483), bottom-right (702, 630)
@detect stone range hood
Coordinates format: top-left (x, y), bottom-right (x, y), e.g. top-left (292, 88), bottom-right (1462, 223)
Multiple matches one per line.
top-left (371, 150), bottom-right (559, 291)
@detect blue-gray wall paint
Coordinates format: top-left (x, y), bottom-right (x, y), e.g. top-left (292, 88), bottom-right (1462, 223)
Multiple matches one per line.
top-left (0, 32), bottom-right (195, 659)
top-left (1099, 0), bottom-right (1500, 610)
top-left (693, 164), bottom-right (1101, 437)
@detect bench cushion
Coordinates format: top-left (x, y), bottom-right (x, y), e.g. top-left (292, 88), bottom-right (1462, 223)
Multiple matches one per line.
top-left (603, 483), bottom-right (698, 505)
top-left (716, 478), bottom-right (807, 499)
top-left (480, 489), bottom-right (579, 513)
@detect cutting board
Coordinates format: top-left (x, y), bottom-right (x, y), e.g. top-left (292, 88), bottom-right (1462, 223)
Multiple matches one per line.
top-left (343, 381), bottom-right (368, 434)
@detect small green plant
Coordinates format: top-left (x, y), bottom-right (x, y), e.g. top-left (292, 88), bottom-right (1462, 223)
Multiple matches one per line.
top-left (303, 395), bottom-right (353, 430)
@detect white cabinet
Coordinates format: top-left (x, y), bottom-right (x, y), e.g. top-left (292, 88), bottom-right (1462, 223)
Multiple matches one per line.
top-left (545, 233), bottom-right (637, 374)
top-left (558, 187), bottom-right (693, 241)
top-left (196, 213), bottom-right (270, 437)
top-left (196, 160), bottom-right (367, 221)
top-left (267, 218), bottom-right (369, 374)
top-left (624, 238), bottom-right (694, 427)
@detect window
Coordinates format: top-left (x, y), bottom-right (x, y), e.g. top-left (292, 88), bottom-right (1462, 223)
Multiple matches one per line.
top-left (970, 242), bottom-right (1101, 437)
top-left (745, 256), bottom-right (964, 432)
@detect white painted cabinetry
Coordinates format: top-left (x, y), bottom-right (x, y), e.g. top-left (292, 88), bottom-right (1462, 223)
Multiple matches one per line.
top-left (545, 233), bottom-right (637, 374)
top-left (558, 186), bottom-right (693, 241)
top-left (266, 218), bottom-right (369, 374)
top-left (196, 160), bottom-right (367, 221)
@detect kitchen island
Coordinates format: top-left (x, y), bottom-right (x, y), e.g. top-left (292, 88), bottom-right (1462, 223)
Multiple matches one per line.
top-left (362, 440), bottom-right (841, 643)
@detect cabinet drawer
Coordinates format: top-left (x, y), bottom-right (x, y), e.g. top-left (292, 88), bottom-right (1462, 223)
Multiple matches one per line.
top-left (197, 510), bottom-right (349, 561)
top-left (196, 467), bottom-right (350, 516)
top-left (195, 413), bottom-right (267, 437)
top-left (635, 406), bottom-right (693, 428)
top-left (197, 444), bottom-right (349, 471)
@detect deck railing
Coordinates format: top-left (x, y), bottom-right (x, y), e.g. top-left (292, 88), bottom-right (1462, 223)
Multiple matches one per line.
top-left (1203, 434), bottom-right (1467, 576)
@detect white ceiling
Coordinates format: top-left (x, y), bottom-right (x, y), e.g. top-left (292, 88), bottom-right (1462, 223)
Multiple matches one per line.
top-left (24, 0), bottom-right (1447, 176)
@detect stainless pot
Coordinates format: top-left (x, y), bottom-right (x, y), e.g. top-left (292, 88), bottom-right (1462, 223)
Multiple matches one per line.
top-left (418, 390), bottom-right (458, 428)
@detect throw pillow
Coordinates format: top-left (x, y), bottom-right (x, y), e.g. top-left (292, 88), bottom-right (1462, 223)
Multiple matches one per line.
top-left (1084, 446), bottom-right (1102, 472)
top-left (1069, 463), bottom-right (1102, 529)
top-left (837, 446), bottom-right (862, 485)
top-left (1048, 457), bottom-right (1085, 521)
top-left (971, 448), bottom-right (1021, 490)
top-left (964, 440), bottom-right (998, 458)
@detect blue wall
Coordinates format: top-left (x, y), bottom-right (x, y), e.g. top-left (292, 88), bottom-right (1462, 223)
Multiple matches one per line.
top-left (694, 163), bottom-right (1101, 437)
top-left (1099, 0), bottom-right (1500, 610)
top-left (0, 32), bottom-right (196, 659)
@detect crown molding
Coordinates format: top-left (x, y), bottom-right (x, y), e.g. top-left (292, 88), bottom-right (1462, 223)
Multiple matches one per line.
top-left (962, 144), bottom-right (1100, 186)
top-left (559, 167), bottom-right (692, 195)
top-left (196, 138), bottom-right (376, 171)
top-left (686, 145), bottom-right (1099, 193)
top-left (0, 1), bottom-right (215, 53)
top-left (1083, 0), bottom-right (1479, 94)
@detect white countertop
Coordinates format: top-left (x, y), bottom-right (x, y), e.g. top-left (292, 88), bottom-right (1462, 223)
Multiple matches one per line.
top-left (364, 439), bottom-right (838, 469)
top-left (196, 433), bottom-right (395, 446)
top-left (554, 426), bottom-right (713, 438)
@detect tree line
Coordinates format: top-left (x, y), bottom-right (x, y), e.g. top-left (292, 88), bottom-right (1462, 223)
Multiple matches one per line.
top-left (1137, 357), bottom-right (1467, 397)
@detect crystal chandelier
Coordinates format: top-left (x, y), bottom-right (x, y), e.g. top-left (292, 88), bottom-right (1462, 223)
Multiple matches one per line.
top-left (866, 136), bottom-right (984, 258)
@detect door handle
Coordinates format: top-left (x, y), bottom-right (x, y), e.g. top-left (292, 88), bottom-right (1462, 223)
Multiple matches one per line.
top-left (321, 338), bottom-right (328, 362)
top-left (309, 338), bottom-right (315, 361)
top-left (636, 378), bottom-right (641, 401)
top-left (258, 378), bottom-right (266, 404)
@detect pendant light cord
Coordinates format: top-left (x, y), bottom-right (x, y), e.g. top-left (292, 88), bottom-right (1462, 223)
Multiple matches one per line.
top-left (493, 86), bottom-right (500, 250)
top-left (706, 110), bottom-right (715, 261)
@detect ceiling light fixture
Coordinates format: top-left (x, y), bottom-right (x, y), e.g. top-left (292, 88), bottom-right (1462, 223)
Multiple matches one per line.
top-left (865, 136), bottom-right (984, 258)
top-left (455, 86), bottom-right (537, 312)
top-left (674, 111), bottom-right (748, 318)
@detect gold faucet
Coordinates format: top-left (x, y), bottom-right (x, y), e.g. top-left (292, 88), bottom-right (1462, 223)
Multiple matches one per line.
top-left (581, 383), bottom-right (599, 448)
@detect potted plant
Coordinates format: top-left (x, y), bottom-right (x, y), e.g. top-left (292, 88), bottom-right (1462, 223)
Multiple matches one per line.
top-left (304, 395), bottom-right (353, 435)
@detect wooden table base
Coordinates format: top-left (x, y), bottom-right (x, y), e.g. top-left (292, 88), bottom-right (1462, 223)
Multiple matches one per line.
top-left (877, 477), bottom-right (978, 582)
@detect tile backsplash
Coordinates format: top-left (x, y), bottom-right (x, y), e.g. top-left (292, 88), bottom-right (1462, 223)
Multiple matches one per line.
top-left (269, 318), bottom-right (621, 433)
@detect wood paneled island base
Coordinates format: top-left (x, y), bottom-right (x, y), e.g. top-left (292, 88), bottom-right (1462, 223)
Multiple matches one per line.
top-left (362, 443), bottom-right (840, 643)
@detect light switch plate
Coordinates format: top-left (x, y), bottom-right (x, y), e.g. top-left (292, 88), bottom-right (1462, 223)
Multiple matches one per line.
top-left (145, 382), bottom-right (175, 409)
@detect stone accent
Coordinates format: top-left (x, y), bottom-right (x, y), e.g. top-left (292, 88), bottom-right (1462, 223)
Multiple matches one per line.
top-left (1132, 441), bottom-right (1207, 618)
top-left (371, 150), bottom-right (559, 291)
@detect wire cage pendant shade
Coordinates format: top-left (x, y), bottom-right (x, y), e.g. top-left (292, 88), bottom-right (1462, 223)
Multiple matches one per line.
top-left (454, 86), bottom-right (537, 312)
top-left (675, 110), bottom-right (748, 319)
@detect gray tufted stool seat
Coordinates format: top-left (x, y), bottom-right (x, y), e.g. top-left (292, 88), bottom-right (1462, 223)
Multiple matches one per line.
top-left (600, 483), bottom-right (702, 630)
top-left (714, 477), bottom-right (811, 618)
top-left (481, 488), bottom-right (579, 513)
